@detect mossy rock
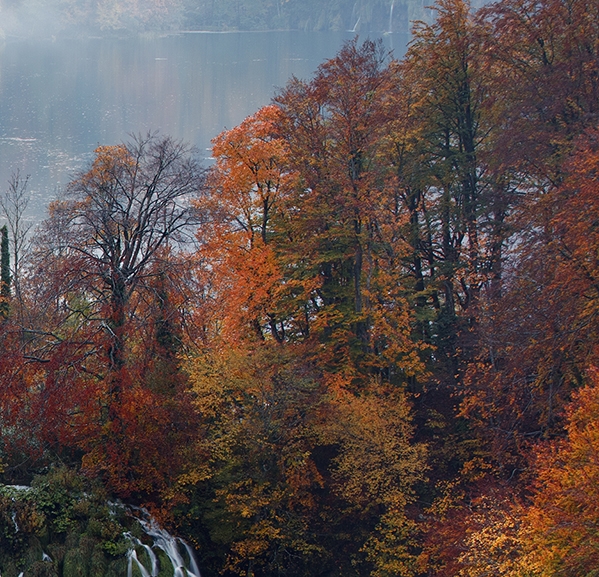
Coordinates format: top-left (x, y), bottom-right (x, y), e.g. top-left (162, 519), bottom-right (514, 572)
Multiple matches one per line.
top-left (156, 548), bottom-right (177, 577)
top-left (135, 545), bottom-right (154, 569)
top-left (63, 546), bottom-right (89, 577)
top-left (26, 560), bottom-right (58, 577)
top-left (0, 559), bottom-right (21, 577)
top-left (102, 557), bottom-right (128, 577)
top-left (0, 466), bottom-right (200, 577)
top-left (89, 545), bottom-right (109, 577)
top-left (46, 543), bottom-right (66, 565)
top-left (22, 537), bottom-right (49, 566)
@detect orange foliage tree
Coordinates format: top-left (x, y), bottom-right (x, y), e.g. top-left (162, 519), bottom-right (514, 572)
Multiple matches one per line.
top-left (197, 104), bottom-right (294, 344)
top-left (202, 40), bottom-right (425, 382)
top-left (184, 39), bottom-right (432, 577)
top-left (522, 368), bottom-right (599, 576)
top-left (451, 369), bottom-right (599, 577)
top-left (185, 342), bottom-right (426, 577)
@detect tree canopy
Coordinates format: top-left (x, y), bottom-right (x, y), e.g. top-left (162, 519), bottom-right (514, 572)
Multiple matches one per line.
top-left (2, 0), bottom-right (599, 575)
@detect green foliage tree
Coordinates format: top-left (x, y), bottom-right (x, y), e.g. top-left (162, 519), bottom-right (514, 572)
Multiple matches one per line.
top-left (273, 39), bottom-right (425, 382)
top-left (393, 0), bottom-right (517, 386)
top-left (0, 170), bottom-right (31, 311)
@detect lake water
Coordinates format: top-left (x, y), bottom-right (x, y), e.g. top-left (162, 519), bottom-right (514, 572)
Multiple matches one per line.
top-left (0, 31), bottom-right (407, 218)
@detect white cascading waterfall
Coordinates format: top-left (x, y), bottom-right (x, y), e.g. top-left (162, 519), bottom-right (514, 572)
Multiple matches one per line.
top-left (125, 507), bottom-right (201, 577)
top-left (0, 487), bottom-right (201, 577)
top-left (127, 548), bottom-right (151, 577)
top-left (126, 535), bottom-right (157, 577)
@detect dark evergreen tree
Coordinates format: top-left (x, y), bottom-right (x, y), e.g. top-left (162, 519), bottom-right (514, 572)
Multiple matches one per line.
top-left (0, 224), bottom-right (10, 318)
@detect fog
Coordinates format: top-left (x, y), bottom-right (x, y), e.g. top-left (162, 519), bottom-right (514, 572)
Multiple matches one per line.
top-left (0, 0), bottom-right (67, 38)
top-left (0, 0), bottom-right (434, 39)
top-left (0, 29), bottom-right (398, 218)
top-left (0, 0), bottom-right (420, 221)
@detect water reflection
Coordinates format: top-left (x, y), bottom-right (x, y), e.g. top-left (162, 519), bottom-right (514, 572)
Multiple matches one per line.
top-left (0, 31), bottom-right (407, 218)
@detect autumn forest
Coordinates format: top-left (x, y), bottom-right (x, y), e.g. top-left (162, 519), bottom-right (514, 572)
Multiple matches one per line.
top-left (1, 0), bottom-right (599, 574)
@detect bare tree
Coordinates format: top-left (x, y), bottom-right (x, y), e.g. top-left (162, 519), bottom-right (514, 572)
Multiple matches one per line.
top-left (0, 170), bottom-right (33, 307)
top-left (33, 133), bottom-right (206, 378)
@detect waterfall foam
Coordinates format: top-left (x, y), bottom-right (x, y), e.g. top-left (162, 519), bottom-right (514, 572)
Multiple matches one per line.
top-left (125, 507), bottom-right (201, 577)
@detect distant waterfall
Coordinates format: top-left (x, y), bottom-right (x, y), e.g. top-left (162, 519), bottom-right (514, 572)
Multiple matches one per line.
top-left (351, 1), bottom-right (359, 25)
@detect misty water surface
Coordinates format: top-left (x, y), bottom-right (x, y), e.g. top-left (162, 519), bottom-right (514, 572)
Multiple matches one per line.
top-left (0, 31), bottom-right (407, 218)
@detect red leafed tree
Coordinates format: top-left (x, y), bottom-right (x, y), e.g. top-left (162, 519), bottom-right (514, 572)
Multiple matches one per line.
top-left (478, 0), bottom-right (599, 178)
top-left (462, 128), bottom-right (599, 463)
top-left (0, 323), bottom-right (47, 466)
top-left (25, 133), bottom-right (204, 498)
